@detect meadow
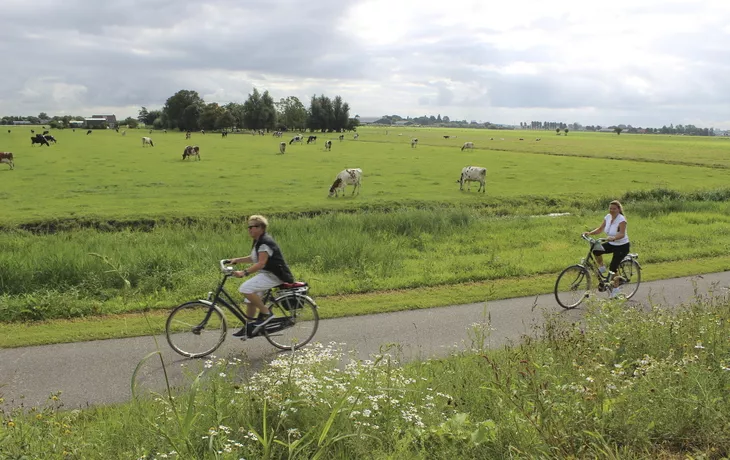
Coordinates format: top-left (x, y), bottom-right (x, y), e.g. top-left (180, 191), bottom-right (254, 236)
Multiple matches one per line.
top-left (1, 126), bottom-right (730, 346)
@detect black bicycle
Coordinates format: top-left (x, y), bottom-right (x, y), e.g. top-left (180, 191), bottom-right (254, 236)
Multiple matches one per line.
top-left (165, 260), bottom-right (319, 358)
top-left (554, 235), bottom-right (641, 309)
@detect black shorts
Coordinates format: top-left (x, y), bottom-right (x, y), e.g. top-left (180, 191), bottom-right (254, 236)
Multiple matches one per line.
top-left (592, 242), bottom-right (630, 272)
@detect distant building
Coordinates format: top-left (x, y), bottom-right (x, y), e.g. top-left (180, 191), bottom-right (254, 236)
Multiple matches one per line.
top-left (69, 120), bottom-right (85, 128)
top-left (86, 114), bottom-right (117, 128)
top-left (357, 116), bottom-right (381, 125)
top-left (12, 120), bottom-right (31, 125)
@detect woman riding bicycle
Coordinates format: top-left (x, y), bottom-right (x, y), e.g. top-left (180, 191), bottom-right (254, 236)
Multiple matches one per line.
top-left (582, 200), bottom-right (630, 298)
top-left (226, 215), bottom-right (295, 337)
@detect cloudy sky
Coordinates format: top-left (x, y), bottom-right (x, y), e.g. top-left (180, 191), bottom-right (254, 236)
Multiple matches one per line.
top-left (2, 0), bottom-right (729, 128)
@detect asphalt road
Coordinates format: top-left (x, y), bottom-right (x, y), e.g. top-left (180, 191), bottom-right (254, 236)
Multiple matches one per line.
top-left (1, 271), bottom-right (729, 410)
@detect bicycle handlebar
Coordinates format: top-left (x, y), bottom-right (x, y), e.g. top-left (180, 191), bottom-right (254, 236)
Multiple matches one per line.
top-left (220, 259), bottom-right (234, 275)
top-left (581, 234), bottom-right (608, 244)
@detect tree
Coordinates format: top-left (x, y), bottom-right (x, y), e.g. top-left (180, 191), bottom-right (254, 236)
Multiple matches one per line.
top-left (275, 97), bottom-right (307, 130)
top-left (614, 127), bottom-right (623, 135)
top-left (443, 115), bottom-right (450, 123)
top-left (225, 102), bottom-right (245, 129)
top-left (564, 128), bottom-right (569, 136)
top-left (122, 117), bottom-right (139, 128)
top-left (556, 128), bottom-right (561, 135)
top-left (162, 90), bottom-right (205, 131)
top-left (38, 112), bottom-right (49, 120)
top-left (138, 107), bottom-right (149, 124)
top-left (199, 103), bottom-right (225, 131)
top-left (215, 110), bottom-right (235, 131)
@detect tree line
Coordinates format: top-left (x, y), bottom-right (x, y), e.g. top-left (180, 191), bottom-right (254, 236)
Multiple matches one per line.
top-left (137, 89), bottom-right (359, 133)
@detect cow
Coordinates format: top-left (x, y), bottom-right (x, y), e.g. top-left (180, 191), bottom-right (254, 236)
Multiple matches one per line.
top-left (279, 142), bottom-right (286, 154)
top-left (328, 168), bottom-right (362, 197)
top-left (461, 142), bottom-right (474, 151)
top-left (221, 131), bottom-right (228, 137)
top-left (324, 140), bottom-right (332, 151)
top-left (163, 129), bottom-right (167, 134)
top-left (353, 133), bottom-right (359, 140)
top-left (307, 135), bottom-right (317, 144)
top-left (31, 134), bottom-right (50, 146)
top-left (43, 130), bottom-right (49, 135)
top-left (289, 135), bottom-right (303, 145)
top-left (31, 129), bottom-right (35, 134)
top-left (519, 138), bottom-right (524, 141)
top-left (6, 130), bottom-right (10, 133)
top-left (86, 130), bottom-right (92, 135)
top-left (0, 152), bottom-right (14, 169)
top-left (443, 135), bottom-right (450, 139)
top-left (338, 134), bottom-right (344, 141)
top-left (200, 130), bottom-right (206, 135)
top-left (182, 145), bottom-right (200, 160)
top-left (122, 130), bottom-right (126, 136)
top-left (411, 138), bottom-right (418, 148)
top-left (44, 135), bottom-right (57, 144)
top-left (142, 136), bottom-right (154, 147)
top-left (535, 138), bottom-right (541, 141)
top-left (186, 131), bottom-right (191, 140)
top-left (458, 166), bottom-right (487, 193)
top-left (490, 137), bottom-right (494, 140)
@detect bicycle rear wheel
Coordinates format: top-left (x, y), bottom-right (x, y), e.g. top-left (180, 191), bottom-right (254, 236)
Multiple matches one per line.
top-left (616, 259), bottom-right (641, 299)
top-left (554, 264), bottom-right (592, 309)
top-left (264, 294), bottom-right (319, 350)
top-left (166, 302), bottom-right (227, 358)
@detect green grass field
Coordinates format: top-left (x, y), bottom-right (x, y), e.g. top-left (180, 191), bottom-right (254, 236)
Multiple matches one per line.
top-left (1, 126), bottom-right (730, 346)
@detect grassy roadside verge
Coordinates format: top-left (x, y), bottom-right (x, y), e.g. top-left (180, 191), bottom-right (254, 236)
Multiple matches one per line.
top-left (3, 255), bottom-right (730, 348)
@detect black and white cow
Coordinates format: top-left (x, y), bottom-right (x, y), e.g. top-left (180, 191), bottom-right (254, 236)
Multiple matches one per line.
top-left (31, 134), bottom-right (50, 146)
top-left (328, 168), bottom-right (362, 197)
top-left (338, 134), bottom-right (344, 141)
top-left (411, 138), bottom-right (418, 148)
top-left (324, 140), bottom-right (332, 151)
top-left (86, 130), bottom-right (92, 135)
top-left (44, 135), bottom-right (57, 144)
top-left (182, 145), bottom-right (200, 160)
top-left (186, 131), bottom-right (191, 140)
top-left (0, 152), bottom-right (14, 169)
top-left (307, 135), bottom-right (317, 144)
top-left (461, 142), bottom-right (474, 151)
top-left (142, 136), bottom-right (154, 147)
top-left (289, 135), bottom-right (303, 145)
top-left (353, 133), bottom-right (359, 140)
top-left (458, 166), bottom-right (487, 193)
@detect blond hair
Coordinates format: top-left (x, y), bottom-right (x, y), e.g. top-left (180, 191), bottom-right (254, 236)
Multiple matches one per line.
top-left (248, 214), bottom-right (269, 230)
top-left (609, 200), bottom-right (624, 215)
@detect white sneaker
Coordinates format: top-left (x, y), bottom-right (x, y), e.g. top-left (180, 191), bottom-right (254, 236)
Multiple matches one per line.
top-left (609, 287), bottom-right (621, 299)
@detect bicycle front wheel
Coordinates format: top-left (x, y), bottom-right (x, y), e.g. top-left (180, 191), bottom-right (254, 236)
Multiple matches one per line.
top-left (264, 294), bottom-right (319, 350)
top-left (617, 259), bottom-right (641, 299)
top-left (555, 264), bottom-right (592, 309)
top-left (166, 302), bottom-right (227, 358)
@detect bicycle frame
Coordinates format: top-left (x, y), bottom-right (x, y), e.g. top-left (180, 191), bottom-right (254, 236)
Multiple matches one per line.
top-left (580, 235), bottom-right (640, 290)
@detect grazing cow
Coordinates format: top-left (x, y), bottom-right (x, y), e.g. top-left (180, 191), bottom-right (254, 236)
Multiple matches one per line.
top-left (86, 130), bottom-right (92, 135)
top-left (31, 129), bottom-right (35, 134)
top-left (0, 152), bottom-right (14, 169)
top-left (328, 168), bottom-right (362, 197)
top-left (182, 145), bottom-right (200, 160)
top-left (142, 136), bottom-right (154, 147)
top-left (519, 138), bottom-right (524, 141)
top-left (324, 140), bottom-right (332, 151)
top-left (44, 135), bottom-right (57, 144)
top-left (185, 131), bottom-right (191, 140)
top-left (7, 130), bottom-right (10, 133)
top-left (411, 138), bottom-right (418, 148)
top-left (289, 135), bottom-right (303, 145)
top-left (307, 135), bottom-right (317, 144)
top-left (43, 130), bottom-right (49, 135)
top-left (31, 134), bottom-right (50, 146)
top-left (461, 142), bottom-right (474, 151)
top-left (354, 133), bottom-right (359, 140)
top-left (163, 129), bottom-right (167, 134)
top-left (122, 130), bottom-right (126, 136)
top-left (201, 130), bottom-right (206, 135)
top-left (443, 135), bottom-right (450, 139)
top-left (149, 129), bottom-right (153, 134)
top-left (279, 142), bottom-right (286, 154)
top-left (338, 134), bottom-right (344, 141)
top-left (221, 131), bottom-right (228, 137)
top-left (458, 166), bottom-right (487, 193)
top-left (535, 138), bottom-right (541, 141)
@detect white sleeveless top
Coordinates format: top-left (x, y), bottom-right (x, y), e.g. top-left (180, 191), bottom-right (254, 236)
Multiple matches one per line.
top-left (604, 214), bottom-right (629, 245)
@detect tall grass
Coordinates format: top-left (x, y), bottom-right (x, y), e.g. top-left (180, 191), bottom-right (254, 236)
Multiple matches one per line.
top-left (2, 201), bottom-right (730, 322)
top-left (2, 294), bottom-right (729, 458)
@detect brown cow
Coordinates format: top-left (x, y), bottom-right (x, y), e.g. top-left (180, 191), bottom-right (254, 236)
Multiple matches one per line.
top-left (0, 152), bottom-right (14, 170)
top-left (182, 145), bottom-right (200, 160)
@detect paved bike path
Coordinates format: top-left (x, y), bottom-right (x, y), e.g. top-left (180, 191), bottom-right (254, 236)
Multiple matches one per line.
top-left (1, 271), bottom-right (729, 410)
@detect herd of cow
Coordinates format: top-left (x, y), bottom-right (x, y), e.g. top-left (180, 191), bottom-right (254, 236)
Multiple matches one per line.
top-left (1, 129), bottom-right (489, 195)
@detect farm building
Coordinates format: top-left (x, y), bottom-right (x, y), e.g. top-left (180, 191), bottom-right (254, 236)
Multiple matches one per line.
top-left (85, 114), bottom-right (117, 129)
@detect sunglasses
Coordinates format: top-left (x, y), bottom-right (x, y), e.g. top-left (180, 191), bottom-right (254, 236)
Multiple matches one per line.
top-left (247, 225), bottom-right (260, 229)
